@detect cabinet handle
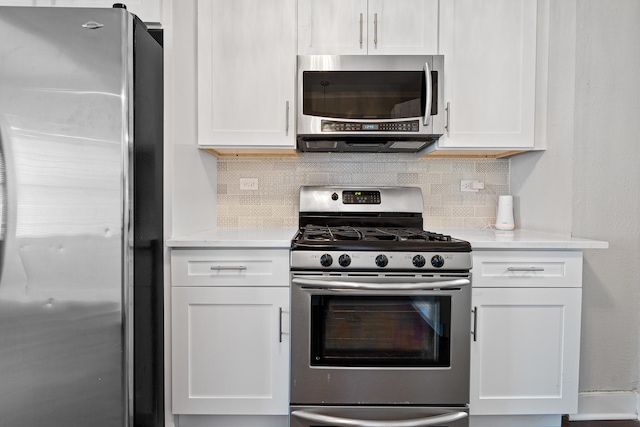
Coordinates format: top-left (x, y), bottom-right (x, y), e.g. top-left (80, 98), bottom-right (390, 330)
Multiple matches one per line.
top-left (209, 265), bottom-right (247, 271)
top-left (507, 267), bottom-right (545, 272)
top-left (285, 100), bottom-right (290, 136)
top-left (445, 102), bottom-right (451, 133)
top-left (471, 306), bottom-right (478, 342)
top-left (359, 13), bottom-right (363, 49)
top-left (279, 307), bottom-right (283, 343)
top-left (374, 13), bottom-right (378, 47)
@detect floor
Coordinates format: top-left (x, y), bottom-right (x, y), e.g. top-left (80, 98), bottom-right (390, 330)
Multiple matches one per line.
top-left (562, 417), bottom-right (640, 427)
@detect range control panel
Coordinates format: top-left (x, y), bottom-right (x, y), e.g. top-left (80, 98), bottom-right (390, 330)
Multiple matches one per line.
top-left (341, 190), bottom-right (381, 204)
top-left (291, 251), bottom-right (473, 271)
top-left (321, 120), bottom-right (419, 132)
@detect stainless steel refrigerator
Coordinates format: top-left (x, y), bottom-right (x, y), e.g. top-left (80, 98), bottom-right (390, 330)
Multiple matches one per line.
top-left (0, 6), bottom-right (163, 427)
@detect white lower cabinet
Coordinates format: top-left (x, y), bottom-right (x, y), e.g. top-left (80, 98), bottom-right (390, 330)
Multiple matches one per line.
top-left (470, 287), bottom-right (581, 415)
top-left (172, 286), bottom-right (289, 415)
top-left (171, 249), bottom-right (290, 416)
top-left (470, 250), bottom-right (583, 420)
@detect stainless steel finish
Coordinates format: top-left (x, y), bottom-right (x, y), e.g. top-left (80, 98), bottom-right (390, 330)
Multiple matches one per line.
top-left (0, 7), bottom-right (139, 426)
top-left (507, 267), bottom-right (545, 272)
top-left (297, 55), bottom-right (445, 141)
top-left (290, 406), bottom-right (469, 427)
top-left (359, 13), bottom-right (363, 48)
top-left (292, 277), bottom-right (470, 291)
top-left (285, 100), bottom-right (290, 136)
top-left (124, 12), bottom-right (135, 427)
top-left (374, 13), bottom-right (378, 47)
top-left (210, 265), bottom-right (248, 271)
top-left (292, 409), bottom-right (468, 427)
top-left (0, 119), bottom-right (7, 281)
top-left (472, 306), bottom-right (478, 342)
top-left (299, 185), bottom-right (424, 214)
top-left (292, 249), bottom-right (472, 270)
top-left (424, 61), bottom-right (432, 126)
top-left (290, 271), bottom-right (471, 405)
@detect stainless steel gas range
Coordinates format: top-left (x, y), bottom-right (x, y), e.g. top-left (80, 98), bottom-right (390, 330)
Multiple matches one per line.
top-left (289, 186), bottom-right (472, 427)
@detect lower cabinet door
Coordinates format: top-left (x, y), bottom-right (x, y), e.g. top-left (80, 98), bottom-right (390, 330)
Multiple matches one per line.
top-left (172, 286), bottom-right (290, 415)
top-left (470, 287), bottom-right (581, 415)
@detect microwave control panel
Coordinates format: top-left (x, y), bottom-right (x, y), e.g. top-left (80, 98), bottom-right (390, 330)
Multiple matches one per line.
top-left (321, 120), bottom-right (419, 132)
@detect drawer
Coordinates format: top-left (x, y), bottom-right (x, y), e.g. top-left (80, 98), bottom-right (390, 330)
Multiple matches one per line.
top-left (472, 250), bottom-right (583, 288)
top-left (171, 249), bottom-right (290, 287)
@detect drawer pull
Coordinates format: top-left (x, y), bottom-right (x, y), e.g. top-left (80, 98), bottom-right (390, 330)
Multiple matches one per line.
top-left (507, 267), bottom-right (545, 272)
top-left (210, 265), bottom-right (247, 271)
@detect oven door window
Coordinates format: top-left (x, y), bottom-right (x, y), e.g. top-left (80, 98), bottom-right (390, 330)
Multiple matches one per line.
top-left (302, 71), bottom-right (436, 119)
top-left (310, 295), bottom-right (451, 367)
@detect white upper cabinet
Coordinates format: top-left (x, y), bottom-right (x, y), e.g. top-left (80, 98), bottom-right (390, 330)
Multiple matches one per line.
top-left (427, 0), bottom-right (545, 156)
top-left (197, 0), bottom-right (297, 154)
top-left (298, 0), bottom-right (439, 55)
top-left (0, 0), bottom-right (162, 23)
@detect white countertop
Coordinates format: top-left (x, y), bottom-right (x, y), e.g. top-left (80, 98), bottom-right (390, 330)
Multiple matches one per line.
top-left (168, 227), bottom-right (608, 250)
top-left (167, 227), bottom-right (298, 248)
top-left (433, 228), bottom-right (609, 250)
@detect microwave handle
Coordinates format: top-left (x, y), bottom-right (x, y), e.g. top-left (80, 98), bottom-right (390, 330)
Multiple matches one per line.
top-left (423, 61), bottom-right (432, 127)
top-left (291, 410), bottom-right (468, 427)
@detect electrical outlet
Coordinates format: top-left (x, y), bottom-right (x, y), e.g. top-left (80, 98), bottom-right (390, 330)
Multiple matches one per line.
top-left (461, 180), bottom-right (483, 192)
top-left (240, 178), bottom-right (259, 191)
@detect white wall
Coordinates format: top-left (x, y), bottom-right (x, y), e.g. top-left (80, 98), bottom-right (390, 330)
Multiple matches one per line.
top-left (168, 0), bottom-right (218, 238)
top-left (512, 0), bottom-right (640, 395)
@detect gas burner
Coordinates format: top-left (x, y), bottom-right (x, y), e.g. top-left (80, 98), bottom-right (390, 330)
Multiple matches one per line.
top-left (301, 225), bottom-right (453, 243)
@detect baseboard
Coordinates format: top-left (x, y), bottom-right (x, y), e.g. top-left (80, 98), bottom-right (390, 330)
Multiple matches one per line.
top-left (568, 391), bottom-right (639, 421)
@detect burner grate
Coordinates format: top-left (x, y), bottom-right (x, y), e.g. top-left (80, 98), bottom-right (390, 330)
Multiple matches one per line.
top-left (301, 225), bottom-right (452, 243)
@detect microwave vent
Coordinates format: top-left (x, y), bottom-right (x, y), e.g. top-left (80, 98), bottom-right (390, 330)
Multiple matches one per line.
top-left (305, 140), bottom-right (338, 150)
top-left (389, 141), bottom-right (428, 150)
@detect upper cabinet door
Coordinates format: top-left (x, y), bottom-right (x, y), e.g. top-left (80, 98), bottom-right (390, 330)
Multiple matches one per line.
top-left (438, 0), bottom-right (538, 149)
top-left (298, 0), bottom-right (368, 55)
top-left (366, 0), bottom-right (439, 55)
top-left (197, 0), bottom-right (296, 150)
top-left (0, 0), bottom-right (163, 23)
top-left (298, 0), bottom-right (439, 55)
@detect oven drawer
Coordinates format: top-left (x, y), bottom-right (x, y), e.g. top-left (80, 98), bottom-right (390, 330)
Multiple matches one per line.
top-left (472, 250), bottom-right (582, 288)
top-left (171, 249), bottom-right (289, 287)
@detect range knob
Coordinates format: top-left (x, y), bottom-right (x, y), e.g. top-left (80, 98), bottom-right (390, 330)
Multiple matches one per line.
top-left (338, 254), bottom-right (352, 267)
top-left (431, 255), bottom-right (445, 268)
top-left (412, 255), bottom-right (426, 268)
top-left (320, 254), bottom-right (333, 267)
top-left (375, 254), bottom-right (389, 268)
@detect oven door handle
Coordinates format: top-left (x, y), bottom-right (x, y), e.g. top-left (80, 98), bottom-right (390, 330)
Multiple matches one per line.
top-left (291, 409), bottom-right (468, 427)
top-left (291, 278), bottom-right (470, 291)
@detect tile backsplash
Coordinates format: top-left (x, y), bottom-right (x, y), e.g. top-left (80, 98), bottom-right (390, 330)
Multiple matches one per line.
top-left (217, 153), bottom-right (509, 229)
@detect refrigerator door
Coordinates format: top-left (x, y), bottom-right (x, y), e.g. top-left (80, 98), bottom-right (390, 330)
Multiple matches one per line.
top-left (0, 7), bottom-right (129, 426)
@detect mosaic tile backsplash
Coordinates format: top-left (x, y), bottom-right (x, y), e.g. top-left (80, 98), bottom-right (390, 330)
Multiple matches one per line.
top-left (217, 153), bottom-right (509, 229)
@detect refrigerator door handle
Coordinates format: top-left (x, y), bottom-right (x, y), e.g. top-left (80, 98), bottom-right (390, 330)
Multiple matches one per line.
top-left (0, 120), bottom-right (9, 281)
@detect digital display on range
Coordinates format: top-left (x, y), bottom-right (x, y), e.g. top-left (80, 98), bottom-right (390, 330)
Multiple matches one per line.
top-left (342, 191), bottom-right (381, 204)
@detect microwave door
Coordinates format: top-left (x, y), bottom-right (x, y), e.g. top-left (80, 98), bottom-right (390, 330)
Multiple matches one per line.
top-left (424, 61), bottom-right (432, 126)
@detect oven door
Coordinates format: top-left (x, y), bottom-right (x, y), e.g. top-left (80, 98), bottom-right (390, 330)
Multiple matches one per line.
top-left (290, 273), bottom-right (471, 406)
top-left (290, 405), bottom-right (469, 427)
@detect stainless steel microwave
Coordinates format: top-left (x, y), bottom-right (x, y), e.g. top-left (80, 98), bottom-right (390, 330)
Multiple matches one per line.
top-left (297, 55), bottom-right (444, 153)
